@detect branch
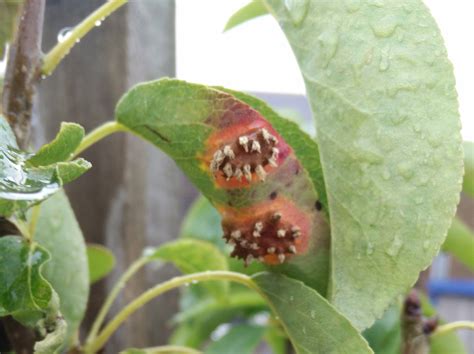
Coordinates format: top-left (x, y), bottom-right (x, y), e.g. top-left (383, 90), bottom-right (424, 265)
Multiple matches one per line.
top-left (1, 0), bottom-right (45, 148)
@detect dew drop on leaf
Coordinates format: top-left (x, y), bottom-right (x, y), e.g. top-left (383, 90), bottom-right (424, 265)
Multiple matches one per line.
top-left (284, 0), bottom-right (309, 26)
top-left (386, 234), bottom-right (402, 257)
top-left (57, 27), bottom-right (73, 43)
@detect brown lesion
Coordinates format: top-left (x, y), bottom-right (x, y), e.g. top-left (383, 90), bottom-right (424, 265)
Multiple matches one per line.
top-left (219, 196), bottom-right (311, 265)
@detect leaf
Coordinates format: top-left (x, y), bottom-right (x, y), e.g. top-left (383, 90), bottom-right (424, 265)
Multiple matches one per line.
top-left (171, 289), bottom-right (267, 348)
top-left (120, 346), bottom-right (201, 354)
top-left (27, 122), bottom-right (84, 166)
top-left (264, 325), bottom-right (287, 354)
top-left (33, 191), bottom-right (89, 349)
top-left (34, 316), bottom-right (68, 354)
top-left (224, 1), bottom-right (269, 32)
top-left (463, 141), bottom-right (474, 197)
top-left (116, 79), bottom-right (330, 294)
top-left (0, 116), bottom-right (91, 217)
top-left (87, 243), bottom-right (116, 284)
top-left (145, 239), bottom-right (229, 300)
top-left (252, 272), bottom-right (373, 354)
top-left (363, 305), bottom-right (401, 354)
top-left (265, 0), bottom-right (464, 329)
top-left (442, 217), bottom-right (474, 271)
top-left (0, 236), bottom-right (52, 321)
top-left (205, 324), bottom-right (265, 354)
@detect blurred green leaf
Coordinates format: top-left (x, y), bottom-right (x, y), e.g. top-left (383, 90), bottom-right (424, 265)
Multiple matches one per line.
top-left (120, 346), bottom-right (201, 354)
top-left (264, 325), bottom-right (287, 354)
top-left (252, 272), bottom-right (373, 354)
top-left (0, 0), bottom-right (21, 59)
top-left (27, 122), bottom-right (84, 166)
top-left (87, 243), bottom-right (116, 284)
top-left (463, 141), bottom-right (474, 197)
top-left (34, 191), bottom-right (89, 349)
top-left (224, 1), bottom-right (268, 32)
top-left (145, 239), bottom-right (229, 300)
top-left (363, 305), bottom-right (401, 354)
top-left (205, 324), bottom-right (265, 354)
top-left (442, 217), bottom-right (474, 271)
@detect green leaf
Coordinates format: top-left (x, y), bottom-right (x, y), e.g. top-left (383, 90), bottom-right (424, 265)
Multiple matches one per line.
top-left (463, 141), bottom-right (474, 197)
top-left (252, 272), bottom-right (373, 354)
top-left (363, 305), bottom-right (401, 354)
top-left (87, 243), bottom-right (116, 284)
top-left (34, 316), bottom-right (68, 354)
top-left (120, 346), bottom-right (201, 354)
top-left (263, 325), bottom-right (287, 354)
top-left (224, 1), bottom-right (268, 32)
top-left (0, 236), bottom-right (52, 318)
top-left (116, 79), bottom-right (330, 294)
top-left (145, 239), bottom-right (229, 300)
top-left (0, 116), bottom-right (91, 217)
top-left (442, 217), bottom-right (474, 271)
top-left (0, 0), bottom-right (21, 59)
top-left (27, 122), bottom-right (84, 166)
top-left (205, 324), bottom-right (265, 354)
top-left (33, 191), bottom-right (89, 349)
top-left (265, 0), bottom-right (463, 329)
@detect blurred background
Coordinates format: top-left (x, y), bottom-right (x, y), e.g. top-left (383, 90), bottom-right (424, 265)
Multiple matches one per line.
top-left (2, 0), bottom-right (469, 352)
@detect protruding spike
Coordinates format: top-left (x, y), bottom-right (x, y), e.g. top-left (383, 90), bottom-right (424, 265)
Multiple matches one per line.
top-left (261, 128), bottom-right (272, 143)
top-left (239, 136), bottom-right (249, 152)
top-left (267, 247), bottom-right (276, 254)
top-left (223, 163), bottom-right (233, 180)
top-left (251, 140), bottom-right (261, 153)
top-left (255, 165), bottom-right (266, 181)
top-left (210, 149), bottom-right (224, 171)
top-left (250, 243), bottom-right (259, 250)
top-left (243, 164), bottom-right (252, 182)
top-left (228, 239), bottom-right (235, 246)
top-left (289, 245), bottom-right (297, 254)
top-left (254, 222), bottom-right (264, 232)
top-left (223, 145), bottom-right (235, 159)
top-left (234, 168), bottom-right (243, 181)
top-left (258, 256), bottom-right (265, 262)
top-left (252, 231), bottom-right (261, 238)
top-left (272, 212), bottom-right (282, 221)
top-left (291, 227), bottom-right (301, 238)
top-left (240, 240), bottom-right (248, 248)
top-left (277, 229), bottom-right (286, 238)
top-left (271, 147), bottom-right (279, 159)
top-left (268, 157), bottom-right (278, 167)
top-left (231, 230), bottom-right (241, 239)
top-left (278, 253), bottom-right (286, 264)
top-left (245, 254), bottom-right (254, 265)
top-left (291, 226), bottom-right (300, 233)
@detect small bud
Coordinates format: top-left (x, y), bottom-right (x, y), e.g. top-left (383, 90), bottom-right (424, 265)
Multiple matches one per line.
top-left (234, 168), bottom-right (243, 181)
top-left (268, 157), bottom-right (278, 167)
top-left (267, 247), bottom-right (276, 254)
top-left (288, 245), bottom-right (297, 254)
top-left (239, 136), bottom-right (249, 152)
top-left (223, 145), bottom-right (235, 159)
top-left (272, 212), bottom-right (282, 221)
top-left (231, 230), bottom-right (241, 239)
top-left (277, 229), bottom-right (286, 238)
top-left (251, 140), bottom-right (261, 153)
top-left (243, 164), bottom-right (252, 182)
top-left (254, 222), bottom-right (264, 232)
top-left (255, 165), bottom-right (267, 181)
top-left (278, 254), bottom-right (286, 263)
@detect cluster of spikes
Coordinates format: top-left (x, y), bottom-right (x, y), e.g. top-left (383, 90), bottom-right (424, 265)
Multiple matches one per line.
top-left (210, 128), bottom-right (279, 182)
top-left (222, 210), bottom-right (302, 266)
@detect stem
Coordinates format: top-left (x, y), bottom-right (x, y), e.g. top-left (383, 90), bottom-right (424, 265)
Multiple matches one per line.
top-left (432, 321), bottom-right (474, 338)
top-left (121, 345), bottom-right (202, 354)
top-left (85, 257), bottom-right (148, 344)
top-left (28, 204), bottom-right (41, 240)
top-left (84, 271), bottom-right (257, 353)
top-left (71, 121), bottom-right (127, 159)
top-left (2, 0), bottom-right (45, 148)
top-left (41, 0), bottom-right (128, 76)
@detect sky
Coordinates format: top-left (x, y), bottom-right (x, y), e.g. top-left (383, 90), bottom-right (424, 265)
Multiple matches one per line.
top-left (176, 0), bottom-right (474, 141)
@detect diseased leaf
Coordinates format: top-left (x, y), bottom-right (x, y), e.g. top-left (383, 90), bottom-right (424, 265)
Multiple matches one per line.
top-left (33, 191), bottom-right (89, 349)
top-left (0, 116), bottom-right (91, 217)
top-left (27, 122), bottom-right (84, 166)
top-left (205, 324), bottom-right (265, 354)
top-left (252, 272), bottom-right (373, 354)
top-left (442, 217), bottom-right (474, 271)
top-left (87, 243), bottom-right (116, 284)
top-left (463, 141), bottom-right (474, 197)
top-left (0, 236), bottom-right (52, 319)
top-left (265, 0), bottom-right (463, 329)
top-left (224, 1), bottom-right (268, 32)
top-left (145, 239), bottom-right (229, 300)
top-left (116, 79), bottom-right (330, 294)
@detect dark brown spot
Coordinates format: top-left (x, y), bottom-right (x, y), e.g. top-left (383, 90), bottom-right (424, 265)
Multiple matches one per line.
top-left (315, 200), bottom-right (322, 211)
top-left (270, 191), bottom-right (278, 200)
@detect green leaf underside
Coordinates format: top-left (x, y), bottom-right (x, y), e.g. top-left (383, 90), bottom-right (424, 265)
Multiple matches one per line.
top-left (87, 243), bottom-right (116, 284)
top-left (205, 324), bottom-right (265, 354)
top-left (33, 191), bottom-right (89, 346)
top-left (442, 217), bottom-right (474, 271)
top-left (145, 239), bottom-right (229, 300)
top-left (265, 0), bottom-right (463, 329)
top-left (0, 236), bottom-right (52, 318)
top-left (27, 122), bottom-right (84, 166)
top-left (252, 272), bottom-right (373, 354)
top-left (224, 0), bottom-right (269, 32)
top-left (116, 79), bottom-right (330, 293)
top-left (0, 116), bottom-right (91, 217)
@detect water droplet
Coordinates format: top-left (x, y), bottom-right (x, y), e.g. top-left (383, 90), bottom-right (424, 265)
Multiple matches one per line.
top-left (371, 15), bottom-right (398, 38)
top-left (95, 20), bottom-right (102, 27)
top-left (413, 124), bottom-right (421, 133)
top-left (397, 162), bottom-right (413, 180)
top-left (366, 242), bottom-right (374, 255)
top-left (344, 0), bottom-right (361, 13)
top-left (289, 295), bottom-right (294, 302)
top-left (57, 27), bottom-right (73, 43)
top-left (75, 38), bottom-right (80, 43)
top-left (284, 0), bottom-right (309, 26)
top-left (386, 234), bottom-right (402, 257)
